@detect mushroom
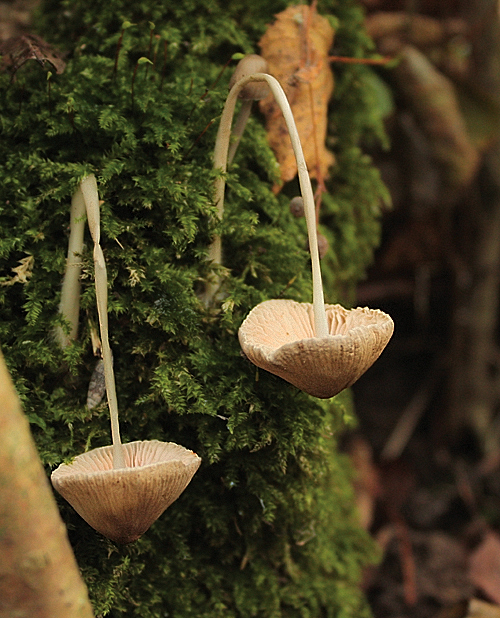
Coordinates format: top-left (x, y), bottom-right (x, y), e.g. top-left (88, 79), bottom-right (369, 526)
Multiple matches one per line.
top-left (225, 76), bottom-right (394, 398)
top-left (51, 440), bottom-right (201, 544)
top-left (54, 184), bottom-right (86, 348)
top-left (51, 175), bottom-right (201, 543)
top-left (238, 300), bottom-right (394, 398)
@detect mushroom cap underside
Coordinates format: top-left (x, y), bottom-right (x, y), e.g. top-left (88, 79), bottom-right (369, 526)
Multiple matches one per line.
top-left (51, 440), bottom-right (201, 544)
top-left (238, 299), bottom-right (394, 398)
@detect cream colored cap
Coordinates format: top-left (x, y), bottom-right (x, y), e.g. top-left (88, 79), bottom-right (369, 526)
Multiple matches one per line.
top-left (228, 54), bottom-right (269, 100)
top-left (51, 440), bottom-right (201, 544)
top-left (238, 299), bottom-right (394, 398)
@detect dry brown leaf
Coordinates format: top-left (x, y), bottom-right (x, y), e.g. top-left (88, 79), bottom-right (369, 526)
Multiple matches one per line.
top-left (258, 3), bottom-right (335, 187)
top-left (0, 255), bottom-right (34, 287)
top-left (0, 34), bottom-right (66, 76)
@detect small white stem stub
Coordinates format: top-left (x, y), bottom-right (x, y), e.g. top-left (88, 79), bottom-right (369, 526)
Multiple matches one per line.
top-left (55, 187), bottom-right (86, 347)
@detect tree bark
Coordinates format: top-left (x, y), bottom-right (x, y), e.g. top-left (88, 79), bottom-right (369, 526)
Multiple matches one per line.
top-left (0, 348), bottom-right (94, 618)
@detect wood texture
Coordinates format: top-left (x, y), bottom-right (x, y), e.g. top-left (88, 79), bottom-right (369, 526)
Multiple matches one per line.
top-left (0, 349), bottom-right (94, 618)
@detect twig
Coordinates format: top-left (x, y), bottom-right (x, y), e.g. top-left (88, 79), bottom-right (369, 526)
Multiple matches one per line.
top-left (328, 55), bottom-right (394, 65)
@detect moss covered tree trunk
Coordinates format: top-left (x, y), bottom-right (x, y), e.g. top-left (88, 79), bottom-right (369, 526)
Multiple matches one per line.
top-left (0, 0), bottom-right (389, 616)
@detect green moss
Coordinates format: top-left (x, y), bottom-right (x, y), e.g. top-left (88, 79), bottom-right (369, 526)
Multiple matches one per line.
top-left (0, 0), bottom-right (387, 616)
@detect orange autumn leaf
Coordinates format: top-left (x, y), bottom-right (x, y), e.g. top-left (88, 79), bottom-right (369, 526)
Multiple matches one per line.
top-left (258, 3), bottom-right (335, 187)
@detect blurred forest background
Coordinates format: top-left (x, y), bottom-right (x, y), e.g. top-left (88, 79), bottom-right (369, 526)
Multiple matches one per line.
top-left (347, 1), bottom-right (500, 617)
top-left (3, 0), bottom-right (500, 617)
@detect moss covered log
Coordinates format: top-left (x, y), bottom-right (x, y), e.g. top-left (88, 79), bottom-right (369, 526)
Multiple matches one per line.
top-left (0, 0), bottom-right (389, 616)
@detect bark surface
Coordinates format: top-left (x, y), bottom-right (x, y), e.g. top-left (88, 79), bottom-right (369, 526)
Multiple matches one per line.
top-left (0, 349), bottom-right (94, 618)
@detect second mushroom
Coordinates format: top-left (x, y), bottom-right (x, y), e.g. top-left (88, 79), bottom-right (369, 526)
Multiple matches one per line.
top-left (51, 175), bottom-right (201, 544)
top-left (210, 61), bottom-right (394, 398)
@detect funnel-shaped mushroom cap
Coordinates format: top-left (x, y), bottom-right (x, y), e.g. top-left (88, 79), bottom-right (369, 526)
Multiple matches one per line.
top-left (238, 299), bottom-right (394, 398)
top-left (51, 440), bottom-right (201, 544)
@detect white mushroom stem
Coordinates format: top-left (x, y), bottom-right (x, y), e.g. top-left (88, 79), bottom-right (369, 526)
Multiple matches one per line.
top-left (54, 187), bottom-right (86, 348)
top-left (227, 100), bottom-right (253, 166)
top-left (209, 73), bottom-right (329, 338)
top-left (80, 175), bottom-right (125, 470)
top-left (226, 54), bottom-right (269, 167)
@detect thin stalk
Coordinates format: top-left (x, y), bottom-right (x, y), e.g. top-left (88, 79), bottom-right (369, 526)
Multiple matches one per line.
top-left (55, 187), bottom-right (86, 348)
top-left (199, 80), bottom-right (243, 305)
top-left (209, 73), bottom-right (328, 337)
top-left (80, 175), bottom-right (125, 469)
top-left (227, 100), bottom-right (253, 166)
top-left (112, 27), bottom-right (125, 78)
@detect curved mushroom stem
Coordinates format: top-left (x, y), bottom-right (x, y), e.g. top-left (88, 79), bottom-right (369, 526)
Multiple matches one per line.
top-left (207, 73), bottom-right (329, 338)
top-left (227, 100), bottom-right (253, 166)
top-left (226, 54), bottom-right (269, 167)
top-left (200, 82), bottom-right (242, 305)
top-left (54, 186), bottom-right (86, 348)
top-left (80, 175), bottom-right (126, 469)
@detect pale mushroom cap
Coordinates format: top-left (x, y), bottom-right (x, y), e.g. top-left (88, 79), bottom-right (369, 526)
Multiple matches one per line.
top-left (238, 299), bottom-right (394, 398)
top-left (228, 54), bottom-right (269, 100)
top-left (51, 440), bottom-right (201, 544)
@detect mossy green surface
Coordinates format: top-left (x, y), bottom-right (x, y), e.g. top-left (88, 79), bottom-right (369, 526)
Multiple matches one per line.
top-left (0, 1), bottom-right (388, 616)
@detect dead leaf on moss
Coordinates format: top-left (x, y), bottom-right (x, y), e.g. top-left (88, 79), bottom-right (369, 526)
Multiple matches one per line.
top-left (0, 34), bottom-right (66, 76)
top-left (258, 3), bottom-right (335, 187)
top-left (0, 255), bottom-right (34, 286)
